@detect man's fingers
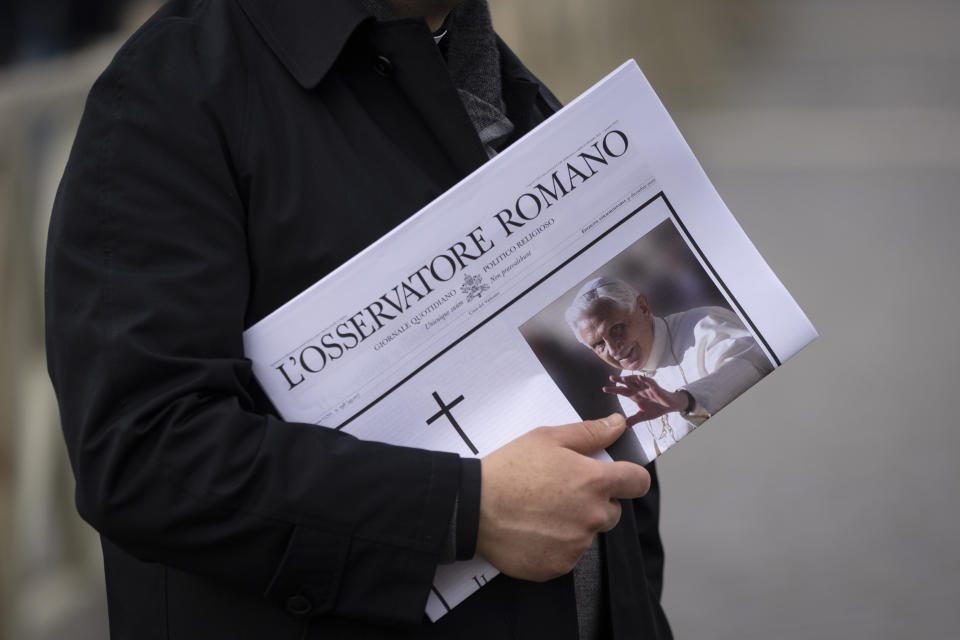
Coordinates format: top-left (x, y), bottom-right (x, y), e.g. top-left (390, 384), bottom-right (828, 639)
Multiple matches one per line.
top-left (601, 385), bottom-right (633, 397)
top-left (599, 499), bottom-right (623, 533)
top-left (602, 461), bottom-right (651, 499)
top-left (548, 413), bottom-right (627, 454)
top-left (610, 375), bottom-right (649, 389)
top-left (625, 412), bottom-right (646, 427)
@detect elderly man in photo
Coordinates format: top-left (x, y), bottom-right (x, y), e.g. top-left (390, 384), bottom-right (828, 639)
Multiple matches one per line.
top-left (567, 276), bottom-right (774, 464)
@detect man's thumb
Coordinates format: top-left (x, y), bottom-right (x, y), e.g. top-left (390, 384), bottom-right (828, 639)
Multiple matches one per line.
top-left (552, 413), bottom-right (627, 454)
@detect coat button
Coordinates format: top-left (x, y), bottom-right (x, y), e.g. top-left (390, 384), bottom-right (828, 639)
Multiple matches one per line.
top-left (374, 55), bottom-right (394, 76)
top-left (284, 594), bottom-right (313, 616)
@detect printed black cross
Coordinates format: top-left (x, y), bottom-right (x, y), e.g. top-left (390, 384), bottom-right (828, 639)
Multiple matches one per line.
top-left (426, 391), bottom-right (478, 455)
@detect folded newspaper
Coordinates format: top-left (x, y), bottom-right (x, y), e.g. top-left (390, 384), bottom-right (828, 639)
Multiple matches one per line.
top-left (243, 60), bottom-right (817, 620)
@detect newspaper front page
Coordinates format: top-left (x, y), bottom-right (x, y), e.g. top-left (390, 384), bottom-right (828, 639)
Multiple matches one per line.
top-left (243, 61), bottom-right (818, 620)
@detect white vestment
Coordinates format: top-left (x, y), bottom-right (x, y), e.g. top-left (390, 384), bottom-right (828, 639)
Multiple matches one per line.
top-left (617, 306), bottom-right (773, 464)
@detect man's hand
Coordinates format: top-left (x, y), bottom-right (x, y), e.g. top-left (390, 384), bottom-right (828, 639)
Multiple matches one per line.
top-left (602, 375), bottom-right (687, 426)
top-left (477, 414), bottom-right (651, 582)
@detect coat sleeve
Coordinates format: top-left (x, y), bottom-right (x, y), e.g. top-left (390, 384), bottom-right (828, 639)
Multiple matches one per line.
top-left (44, 18), bottom-right (473, 625)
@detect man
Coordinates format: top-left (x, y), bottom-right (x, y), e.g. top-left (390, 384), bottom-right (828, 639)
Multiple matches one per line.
top-left (567, 277), bottom-right (773, 464)
top-left (45, 1), bottom-right (669, 638)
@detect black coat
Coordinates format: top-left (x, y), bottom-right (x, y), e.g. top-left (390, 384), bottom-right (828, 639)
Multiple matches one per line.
top-left (45, 1), bottom-right (671, 638)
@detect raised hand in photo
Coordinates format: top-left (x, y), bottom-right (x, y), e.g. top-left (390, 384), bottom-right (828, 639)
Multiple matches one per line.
top-left (602, 374), bottom-right (688, 425)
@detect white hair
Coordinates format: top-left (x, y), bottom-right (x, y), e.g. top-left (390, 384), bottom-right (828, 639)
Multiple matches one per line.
top-left (564, 276), bottom-right (640, 340)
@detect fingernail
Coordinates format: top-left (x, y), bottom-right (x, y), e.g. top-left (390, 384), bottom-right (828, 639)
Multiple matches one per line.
top-left (602, 414), bottom-right (623, 429)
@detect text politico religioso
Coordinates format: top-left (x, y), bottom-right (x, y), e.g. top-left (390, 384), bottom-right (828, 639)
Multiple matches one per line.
top-left (276, 129), bottom-right (630, 391)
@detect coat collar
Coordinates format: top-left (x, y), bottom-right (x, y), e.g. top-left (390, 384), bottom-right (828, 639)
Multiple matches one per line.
top-left (235, 0), bottom-right (564, 112)
top-left (236, 0), bottom-right (375, 88)
top-left (234, 1), bottom-right (560, 182)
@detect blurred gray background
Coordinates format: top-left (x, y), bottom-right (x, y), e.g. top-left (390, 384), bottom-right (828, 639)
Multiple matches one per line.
top-left (1, 0), bottom-right (957, 638)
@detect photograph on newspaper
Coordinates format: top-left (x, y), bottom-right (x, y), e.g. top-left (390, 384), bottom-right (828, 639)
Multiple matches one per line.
top-left (518, 219), bottom-right (774, 466)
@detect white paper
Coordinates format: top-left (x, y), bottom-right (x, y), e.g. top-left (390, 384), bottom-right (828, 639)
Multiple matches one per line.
top-left (243, 60), bottom-right (818, 620)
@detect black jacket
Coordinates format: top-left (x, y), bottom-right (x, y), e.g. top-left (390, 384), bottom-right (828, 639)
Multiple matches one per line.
top-left (45, 0), bottom-right (671, 638)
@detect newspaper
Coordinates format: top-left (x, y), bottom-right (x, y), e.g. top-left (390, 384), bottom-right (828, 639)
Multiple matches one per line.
top-left (242, 60), bottom-right (818, 620)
